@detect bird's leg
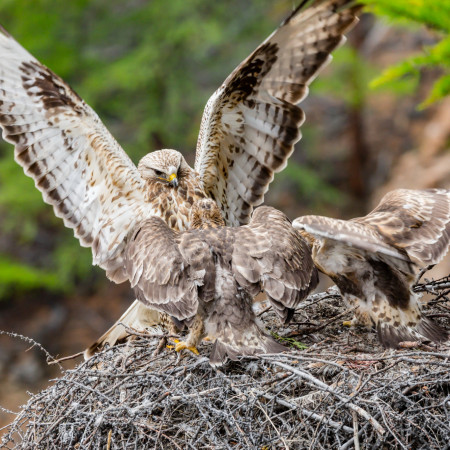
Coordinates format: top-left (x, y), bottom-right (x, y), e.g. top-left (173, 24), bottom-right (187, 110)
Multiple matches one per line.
top-left (342, 297), bottom-right (372, 328)
top-left (343, 307), bottom-right (372, 328)
top-left (174, 314), bottom-right (203, 355)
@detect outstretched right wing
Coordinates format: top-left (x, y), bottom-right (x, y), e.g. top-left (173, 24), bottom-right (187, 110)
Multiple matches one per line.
top-left (0, 26), bottom-right (152, 280)
top-left (195, 0), bottom-right (360, 226)
top-left (232, 206), bottom-right (319, 323)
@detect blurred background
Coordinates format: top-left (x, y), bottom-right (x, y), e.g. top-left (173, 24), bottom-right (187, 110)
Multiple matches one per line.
top-left (0, 0), bottom-right (448, 428)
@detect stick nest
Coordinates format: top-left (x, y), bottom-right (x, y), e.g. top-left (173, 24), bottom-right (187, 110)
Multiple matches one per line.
top-left (2, 274), bottom-right (450, 449)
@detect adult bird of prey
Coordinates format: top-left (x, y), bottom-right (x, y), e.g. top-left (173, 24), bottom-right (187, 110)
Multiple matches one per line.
top-left (0, 1), bottom-right (359, 351)
top-left (293, 189), bottom-right (450, 348)
top-left (122, 199), bottom-right (318, 365)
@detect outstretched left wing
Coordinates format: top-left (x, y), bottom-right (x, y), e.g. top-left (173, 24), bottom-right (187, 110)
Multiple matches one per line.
top-left (195, 0), bottom-right (360, 226)
top-left (0, 26), bottom-right (154, 281)
top-left (232, 206), bottom-right (319, 323)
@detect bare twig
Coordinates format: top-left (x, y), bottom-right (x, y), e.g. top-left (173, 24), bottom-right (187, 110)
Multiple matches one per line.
top-left (0, 330), bottom-right (62, 369)
top-left (48, 351), bottom-right (84, 365)
top-left (288, 306), bottom-right (357, 336)
top-left (352, 411), bottom-right (360, 450)
top-left (265, 359), bottom-right (385, 436)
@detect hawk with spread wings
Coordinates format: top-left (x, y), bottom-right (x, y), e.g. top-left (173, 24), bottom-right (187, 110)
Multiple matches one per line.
top-left (293, 189), bottom-right (450, 348)
top-left (121, 199), bottom-right (318, 365)
top-left (0, 1), bottom-right (358, 351)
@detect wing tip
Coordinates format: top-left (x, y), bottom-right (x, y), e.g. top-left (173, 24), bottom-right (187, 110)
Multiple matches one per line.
top-left (0, 23), bottom-right (12, 38)
top-left (281, 0), bottom-right (311, 26)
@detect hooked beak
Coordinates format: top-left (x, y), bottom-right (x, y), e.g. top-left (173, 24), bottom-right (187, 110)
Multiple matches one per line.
top-left (168, 173), bottom-right (178, 187)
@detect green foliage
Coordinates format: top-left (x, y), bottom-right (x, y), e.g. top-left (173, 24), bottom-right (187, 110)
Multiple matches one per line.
top-left (361, 0), bottom-right (450, 32)
top-left (362, 0), bottom-right (450, 108)
top-left (271, 332), bottom-right (308, 350)
top-left (313, 46), bottom-right (378, 107)
top-left (277, 161), bottom-right (346, 209)
top-left (0, 256), bottom-right (62, 299)
top-left (0, 158), bottom-right (44, 239)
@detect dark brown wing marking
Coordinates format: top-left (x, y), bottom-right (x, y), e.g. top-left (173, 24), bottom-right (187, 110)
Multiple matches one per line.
top-left (195, 0), bottom-right (360, 226)
top-left (355, 188), bottom-right (450, 265)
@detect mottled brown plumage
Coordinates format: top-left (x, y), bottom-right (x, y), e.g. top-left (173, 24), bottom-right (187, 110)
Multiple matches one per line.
top-left (125, 200), bottom-right (318, 365)
top-left (0, 1), bottom-right (358, 355)
top-left (293, 189), bottom-right (450, 348)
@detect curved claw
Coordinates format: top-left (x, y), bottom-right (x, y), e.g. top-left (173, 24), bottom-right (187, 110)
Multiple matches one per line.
top-left (175, 341), bottom-right (199, 355)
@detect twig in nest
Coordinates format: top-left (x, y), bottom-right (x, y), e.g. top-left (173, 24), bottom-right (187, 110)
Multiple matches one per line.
top-left (414, 264), bottom-right (435, 285)
top-left (255, 400), bottom-right (289, 450)
top-left (252, 388), bottom-right (353, 434)
top-left (413, 274), bottom-right (450, 294)
top-left (48, 351), bottom-right (84, 365)
top-left (352, 411), bottom-right (360, 450)
top-left (153, 336), bottom-right (168, 356)
top-left (0, 330), bottom-right (62, 369)
top-left (297, 286), bottom-right (342, 309)
top-left (117, 322), bottom-right (179, 339)
top-left (106, 429), bottom-right (112, 450)
top-left (288, 306), bottom-right (357, 336)
top-left (257, 305), bottom-right (272, 317)
top-left (264, 359), bottom-right (385, 436)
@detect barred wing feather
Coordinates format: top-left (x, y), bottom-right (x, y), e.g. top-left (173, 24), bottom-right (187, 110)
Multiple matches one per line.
top-left (195, 0), bottom-right (360, 226)
top-left (0, 26), bottom-right (152, 280)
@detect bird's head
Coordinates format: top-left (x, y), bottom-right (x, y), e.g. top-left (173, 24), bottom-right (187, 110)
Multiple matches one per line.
top-left (191, 199), bottom-right (225, 229)
top-left (138, 149), bottom-right (190, 188)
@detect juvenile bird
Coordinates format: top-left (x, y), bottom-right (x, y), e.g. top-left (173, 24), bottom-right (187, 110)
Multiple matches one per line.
top-left (293, 189), bottom-right (450, 348)
top-left (125, 199), bottom-right (318, 365)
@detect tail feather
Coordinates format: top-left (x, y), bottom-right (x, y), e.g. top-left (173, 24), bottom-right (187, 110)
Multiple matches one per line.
top-left (417, 317), bottom-right (449, 343)
top-left (84, 300), bottom-right (161, 359)
top-left (377, 317), bottom-right (448, 348)
top-left (209, 332), bottom-right (287, 367)
top-left (367, 292), bottom-right (448, 349)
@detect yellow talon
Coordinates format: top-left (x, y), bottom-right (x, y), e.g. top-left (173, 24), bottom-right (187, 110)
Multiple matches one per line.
top-left (172, 338), bottom-right (180, 343)
top-left (175, 341), bottom-right (199, 355)
top-left (166, 345), bottom-right (175, 349)
top-left (343, 320), bottom-right (353, 327)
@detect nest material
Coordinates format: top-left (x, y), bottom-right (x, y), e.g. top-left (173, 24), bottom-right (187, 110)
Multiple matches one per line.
top-left (1, 274), bottom-right (450, 449)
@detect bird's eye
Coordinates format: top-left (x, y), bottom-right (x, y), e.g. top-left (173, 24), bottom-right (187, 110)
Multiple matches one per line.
top-left (154, 170), bottom-right (164, 177)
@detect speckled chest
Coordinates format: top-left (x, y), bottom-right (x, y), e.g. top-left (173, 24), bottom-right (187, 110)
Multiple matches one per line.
top-left (147, 179), bottom-right (206, 231)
